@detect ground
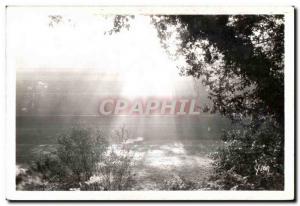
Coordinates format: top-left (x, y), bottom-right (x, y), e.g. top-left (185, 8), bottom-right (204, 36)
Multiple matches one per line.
top-left (16, 116), bottom-right (224, 190)
top-left (17, 139), bottom-right (218, 190)
top-left (131, 141), bottom-right (215, 190)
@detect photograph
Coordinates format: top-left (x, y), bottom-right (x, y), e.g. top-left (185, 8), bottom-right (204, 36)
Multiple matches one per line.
top-left (4, 5), bottom-right (295, 200)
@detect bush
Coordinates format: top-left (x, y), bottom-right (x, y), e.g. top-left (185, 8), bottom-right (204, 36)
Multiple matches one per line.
top-left (81, 127), bottom-right (136, 190)
top-left (81, 151), bottom-right (135, 190)
top-left (18, 127), bottom-right (136, 191)
top-left (211, 117), bottom-right (284, 190)
top-left (56, 127), bottom-right (108, 182)
top-left (162, 174), bottom-right (200, 190)
top-left (30, 151), bottom-right (67, 182)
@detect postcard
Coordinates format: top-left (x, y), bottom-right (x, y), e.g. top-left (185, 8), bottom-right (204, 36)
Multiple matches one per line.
top-left (4, 5), bottom-right (295, 201)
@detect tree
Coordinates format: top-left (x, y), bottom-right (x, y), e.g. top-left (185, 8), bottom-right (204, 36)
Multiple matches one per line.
top-left (152, 15), bottom-right (285, 189)
top-left (152, 15), bottom-right (284, 125)
top-left (110, 14), bottom-right (285, 189)
top-left (110, 15), bottom-right (284, 124)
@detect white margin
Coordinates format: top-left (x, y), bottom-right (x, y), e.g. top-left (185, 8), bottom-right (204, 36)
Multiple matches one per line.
top-left (3, 4), bottom-right (295, 201)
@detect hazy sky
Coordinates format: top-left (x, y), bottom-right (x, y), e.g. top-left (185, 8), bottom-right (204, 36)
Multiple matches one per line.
top-left (8, 7), bottom-right (193, 97)
top-left (7, 7), bottom-right (184, 74)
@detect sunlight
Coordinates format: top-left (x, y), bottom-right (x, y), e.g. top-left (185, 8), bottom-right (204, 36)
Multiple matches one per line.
top-left (121, 68), bottom-right (176, 98)
top-left (10, 9), bottom-right (183, 99)
top-left (117, 16), bottom-right (180, 98)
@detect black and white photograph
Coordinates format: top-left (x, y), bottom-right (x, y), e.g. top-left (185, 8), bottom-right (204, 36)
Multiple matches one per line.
top-left (4, 5), bottom-right (295, 201)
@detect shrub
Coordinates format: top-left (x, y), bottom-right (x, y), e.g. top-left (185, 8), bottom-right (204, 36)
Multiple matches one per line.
top-left (81, 151), bottom-right (135, 190)
top-left (81, 127), bottom-right (136, 190)
top-left (18, 127), bottom-right (136, 191)
top-left (56, 127), bottom-right (108, 182)
top-left (30, 151), bottom-right (67, 182)
top-left (211, 117), bottom-right (284, 190)
top-left (162, 174), bottom-right (200, 190)
top-left (21, 127), bottom-right (108, 190)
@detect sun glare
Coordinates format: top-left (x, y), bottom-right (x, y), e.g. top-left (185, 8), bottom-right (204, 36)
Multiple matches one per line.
top-left (116, 16), bottom-right (180, 98)
top-left (11, 9), bottom-right (184, 98)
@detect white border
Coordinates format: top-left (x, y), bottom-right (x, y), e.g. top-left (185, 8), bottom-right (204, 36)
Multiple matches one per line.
top-left (3, 5), bottom-right (295, 201)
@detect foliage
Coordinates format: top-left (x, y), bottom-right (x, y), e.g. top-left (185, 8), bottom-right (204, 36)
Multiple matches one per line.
top-left (81, 150), bottom-right (135, 190)
top-left (16, 166), bottom-right (48, 191)
top-left (105, 15), bottom-right (135, 35)
top-left (56, 127), bottom-right (108, 182)
top-left (162, 174), bottom-right (201, 190)
top-left (109, 15), bottom-right (285, 190)
top-left (30, 151), bottom-right (67, 183)
top-left (19, 15), bottom-right (286, 191)
top-left (81, 127), bottom-right (136, 191)
top-left (210, 117), bottom-right (284, 190)
top-left (111, 15), bottom-right (285, 190)
top-left (151, 15), bottom-right (284, 125)
top-left (110, 15), bottom-right (284, 124)
top-left (17, 127), bottom-right (137, 191)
